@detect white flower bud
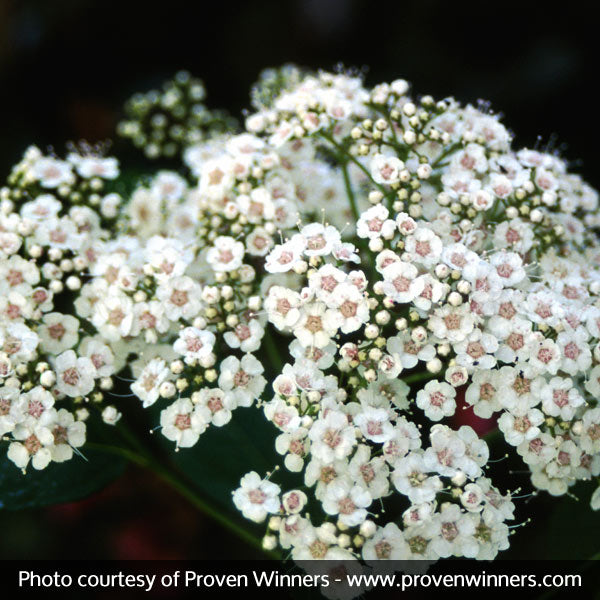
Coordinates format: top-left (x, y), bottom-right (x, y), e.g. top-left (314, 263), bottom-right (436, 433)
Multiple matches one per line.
top-left (369, 190), bottom-right (384, 204)
top-left (437, 192), bottom-right (451, 206)
top-left (368, 348), bottom-right (382, 361)
top-left (426, 358), bottom-right (442, 373)
top-left (530, 208), bottom-right (543, 223)
top-left (364, 324), bottom-right (379, 339)
top-left (364, 368), bottom-right (377, 382)
top-left (408, 204), bottom-right (422, 218)
top-left (65, 275), bottom-right (81, 291)
top-left (506, 206), bottom-right (519, 219)
top-left (301, 415), bottom-right (313, 428)
top-left (403, 130), bottom-right (417, 145)
top-left (359, 520), bottom-right (377, 538)
top-left (99, 377), bottom-right (113, 390)
top-left (451, 471), bottom-right (467, 487)
top-left (159, 381), bottom-right (176, 398)
top-left (102, 406), bottom-right (122, 426)
top-left (448, 291), bottom-right (463, 306)
top-left (395, 317), bottom-right (408, 331)
top-left (403, 102), bottom-right (416, 116)
top-left (293, 260), bottom-right (308, 274)
top-left (457, 280), bottom-right (471, 294)
top-left (435, 264), bottom-right (449, 279)
top-left (375, 310), bottom-right (390, 325)
top-left (40, 370), bottom-right (56, 387)
top-left (76, 408), bottom-right (90, 421)
top-left (28, 244), bottom-right (44, 258)
top-left (248, 296), bottom-right (261, 311)
top-left (337, 534), bottom-right (351, 548)
top-left (368, 238), bottom-right (384, 252)
top-left (49, 280), bottom-right (64, 294)
top-left (262, 535), bottom-right (277, 551)
top-left (170, 360), bottom-right (185, 374)
top-left (199, 353), bottom-right (216, 368)
top-left (417, 164), bottom-right (432, 179)
top-left (48, 247), bottom-right (63, 262)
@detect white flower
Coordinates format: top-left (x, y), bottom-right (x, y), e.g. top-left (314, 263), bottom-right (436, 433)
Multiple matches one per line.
top-left (0, 322), bottom-right (39, 362)
top-left (392, 451), bottom-right (442, 504)
top-left (416, 380), bottom-right (457, 421)
top-left (76, 156), bottom-right (119, 180)
top-left (322, 479), bottom-right (372, 527)
top-left (265, 286), bottom-right (302, 331)
top-left (232, 471), bottom-right (281, 523)
top-left (90, 291), bottom-right (134, 341)
top-left (465, 370), bottom-right (503, 419)
top-left (160, 398), bottom-right (210, 447)
top-left (223, 319), bottom-right (264, 353)
top-left (539, 376), bottom-right (584, 420)
top-left (498, 406), bottom-right (544, 447)
top-left (79, 337), bottom-right (116, 377)
top-left (557, 329), bottom-right (592, 376)
top-left (54, 350), bottom-right (96, 398)
top-left (7, 422), bottom-right (55, 470)
top-left (527, 334), bottom-right (561, 375)
top-left (173, 327), bottom-right (216, 364)
top-left (275, 428), bottom-right (309, 472)
top-left (264, 398), bottom-right (301, 432)
top-left (156, 276), bottom-right (202, 321)
top-left (490, 251), bottom-right (526, 287)
top-left (218, 354), bottom-right (266, 407)
top-left (371, 153), bottom-right (403, 185)
top-left (32, 157), bottom-right (73, 188)
top-left (328, 283), bottom-right (370, 334)
top-left (356, 205), bottom-right (395, 239)
top-left (293, 302), bottom-right (342, 349)
top-left (353, 407), bottom-right (394, 443)
top-left (405, 227), bottom-right (443, 267)
top-left (206, 236), bottom-right (245, 272)
top-left (348, 444), bottom-right (390, 499)
top-left (381, 261), bottom-right (424, 304)
top-left (309, 410), bottom-right (356, 464)
top-left (131, 358), bottom-right (170, 407)
top-left (453, 329), bottom-right (499, 371)
top-left (49, 409), bottom-right (86, 462)
top-left (428, 305), bottom-right (475, 344)
top-left (300, 223), bottom-right (341, 257)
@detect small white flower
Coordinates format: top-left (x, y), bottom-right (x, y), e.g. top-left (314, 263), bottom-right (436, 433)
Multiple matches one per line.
top-left (160, 397), bottom-right (210, 447)
top-left (416, 380), bottom-right (457, 421)
top-left (233, 471), bottom-right (281, 523)
top-left (173, 327), bottom-right (216, 364)
top-left (54, 350), bottom-right (96, 398)
top-left (131, 358), bottom-right (170, 407)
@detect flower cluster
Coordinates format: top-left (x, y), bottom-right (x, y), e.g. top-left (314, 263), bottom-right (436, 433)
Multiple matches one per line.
top-left (3, 66), bottom-right (600, 579)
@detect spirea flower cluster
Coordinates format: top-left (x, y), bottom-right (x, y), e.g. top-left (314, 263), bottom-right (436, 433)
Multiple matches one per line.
top-left (2, 68), bottom-right (600, 578)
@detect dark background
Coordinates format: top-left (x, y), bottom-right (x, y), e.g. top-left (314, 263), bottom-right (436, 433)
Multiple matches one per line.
top-left (0, 0), bottom-right (599, 561)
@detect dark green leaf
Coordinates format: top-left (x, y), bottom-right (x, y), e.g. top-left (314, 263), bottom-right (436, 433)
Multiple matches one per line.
top-left (0, 446), bottom-right (126, 511)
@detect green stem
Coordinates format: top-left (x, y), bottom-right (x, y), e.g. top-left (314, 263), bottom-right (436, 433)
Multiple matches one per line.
top-left (86, 442), bottom-right (280, 559)
top-left (402, 370), bottom-right (438, 385)
top-left (341, 161), bottom-right (359, 223)
top-left (318, 130), bottom-right (386, 194)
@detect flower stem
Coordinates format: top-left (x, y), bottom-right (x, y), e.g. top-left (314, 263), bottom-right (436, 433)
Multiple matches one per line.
top-left (341, 161), bottom-right (360, 223)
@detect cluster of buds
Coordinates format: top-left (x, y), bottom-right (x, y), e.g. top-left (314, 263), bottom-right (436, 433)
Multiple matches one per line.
top-left (117, 71), bottom-right (237, 159)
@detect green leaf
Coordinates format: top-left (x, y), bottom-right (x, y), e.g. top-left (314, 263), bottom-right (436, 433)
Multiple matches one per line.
top-left (157, 404), bottom-right (285, 517)
top-left (0, 446), bottom-right (126, 511)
